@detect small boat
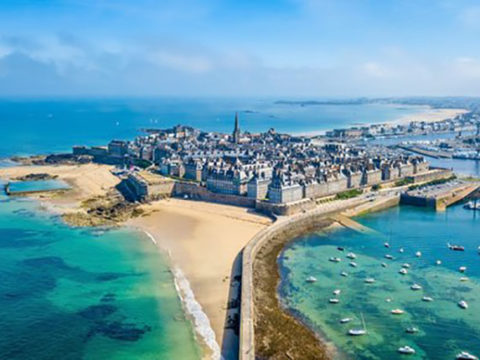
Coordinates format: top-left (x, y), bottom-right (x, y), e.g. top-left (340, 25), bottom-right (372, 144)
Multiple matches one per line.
top-left (384, 242), bottom-right (390, 248)
top-left (456, 352), bottom-right (478, 360)
top-left (385, 254), bottom-right (394, 260)
top-left (340, 317), bottom-right (352, 324)
top-left (333, 289), bottom-right (341, 296)
top-left (329, 298), bottom-right (340, 304)
top-left (415, 251), bottom-right (422, 257)
top-left (459, 266), bottom-right (467, 273)
top-left (402, 263), bottom-right (411, 269)
top-left (458, 300), bottom-right (468, 309)
top-left (405, 327), bottom-right (419, 334)
top-left (364, 278), bottom-right (375, 284)
top-left (411, 284), bottom-right (422, 291)
top-left (391, 309), bottom-right (405, 315)
top-left (349, 261), bottom-right (358, 268)
top-left (348, 313), bottom-right (367, 336)
top-left (460, 277), bottom-right (469, 282)
top-left (329, 257), bottom-right (342, 263)
top-left (381, 262), bottom-right (388, 268)
top-left (422, 296), bottom-right (434, 302)
top-left (306, 276), bottom-right (317, 283)
top-left (436, 260), bottom-right (442, 265)
top-left (399, 268), bottom-right (408, 275)
top-left (341, 271), bottom-right (349, 277)
top-left (337, 246), bottom-right (345, 251)
top-left (398, 346), bottom-right (416, 355)
top-left (448, 243), bottom-right (465, 251)
top-left (347, 252), bottom-right (356, 259)
top-left (385, 298), bottom-right (393, 303)
top-left (399, 247), bottom-right (405, 253)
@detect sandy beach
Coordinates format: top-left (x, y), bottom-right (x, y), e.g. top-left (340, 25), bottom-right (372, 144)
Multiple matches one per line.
top-left (128, 199), bottom-right (271, 359)
top-left (0, 163), bottom-right (119, 211)
top-left (392, 107), bottom-right (469, 125)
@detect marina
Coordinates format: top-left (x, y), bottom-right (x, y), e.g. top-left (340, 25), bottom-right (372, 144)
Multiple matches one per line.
top-left (279, 203), bottom-right (480, 360)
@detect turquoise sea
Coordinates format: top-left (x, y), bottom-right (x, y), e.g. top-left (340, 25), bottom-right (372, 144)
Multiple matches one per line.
top-left (279, 204), bottom-right (480, 360)
top-left (0, 189), bottom-right (202, 360)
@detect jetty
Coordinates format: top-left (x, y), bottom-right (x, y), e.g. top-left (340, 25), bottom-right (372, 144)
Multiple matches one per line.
top-left (400, 181), bottom-right (480, 211)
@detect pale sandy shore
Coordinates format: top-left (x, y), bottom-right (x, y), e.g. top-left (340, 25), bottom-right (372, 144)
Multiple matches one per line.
top-left (0, 163), bottom-right (119, 211)
top-left (297, 107), bottom-right (469, 137)
top-left (128, 199), bottom-right (271, 359)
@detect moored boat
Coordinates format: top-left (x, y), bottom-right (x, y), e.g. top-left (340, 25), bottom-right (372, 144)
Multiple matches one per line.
top-left (458, 300), bottom-right (468, 309)
top-left (448, 243), bottom-right (465, 251)
top-left (329, 257), bottom-right (342, 263)
top-left (459, 266), bottom-right (467, 273)
top-left (398, 346), bottom-right (416, 355)
top-left (391, 309), bottom-right (405, 315)
top-left (411, 283), bottom-right (422, 291)
top-left (422, 296), bottom-right (434, 302)
top-left (364, 278), bottom-right (375, 284)
top-left (405, 327), bottom-right (419, 334)
top-left (306, 276), bottom-right (317, 283)
top-left (333, 289), bottom-right (341, 295)
top-left (456, 352), bottom-right (478, 360)
top-left (399, 268), bottom-right (408, 275)
top-left (385, 254), bottom-right (394, 260)
top-left (341, 271), bottom-right (349, 277)
top-left (349, 261), bottom-right (357, 267)
top-left (416, 251), bottom-right (422, 257)
top-left (340, 317), bottom-right (352, 324)
top-left (329, 298), bottom-right (340, 304)
top-left (347, 252), bottom-right (356, 259)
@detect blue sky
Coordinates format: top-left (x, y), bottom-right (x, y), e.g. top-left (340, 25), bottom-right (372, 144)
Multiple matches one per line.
top-left (1, 0), bottom-right (480, 96)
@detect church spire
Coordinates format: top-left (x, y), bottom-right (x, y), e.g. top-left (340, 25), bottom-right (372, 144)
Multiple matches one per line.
top-left (232, 112), bottom-right (240, 143)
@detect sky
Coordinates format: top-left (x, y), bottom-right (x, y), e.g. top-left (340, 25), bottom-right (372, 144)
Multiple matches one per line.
top-left (1, 0), bottom-right (480, 97)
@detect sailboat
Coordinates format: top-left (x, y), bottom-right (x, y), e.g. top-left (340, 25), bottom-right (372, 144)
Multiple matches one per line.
top-left (456, 352), bottom-right (478, 360)
top-left (348, 313), bottom-right (367, 336)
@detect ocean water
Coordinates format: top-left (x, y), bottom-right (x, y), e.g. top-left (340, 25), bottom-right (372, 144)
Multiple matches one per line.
top-left (279, 204), bottom-right (480, 360)
top-left (0, 191), bottom-right (202, 360)
top-left (0, 98), bottom-right (425, 157)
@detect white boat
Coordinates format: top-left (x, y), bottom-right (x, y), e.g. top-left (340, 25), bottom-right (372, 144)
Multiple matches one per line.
top-left (385, 254), bottom-right (394, 260)
top-left (333, 289), bottom-right (341, 295)
top-left (384, 242), bottom-right (390, 248)
top-left (347, 252), bottom-right (356, 259)
top-left (436, 260), bottom-right (442, 265)
top-left (459, 266), bottom-right (467, 273)
top-left (405, 327), bottom-right (419, 334)
top-left (460, 277), bottom-right (469, 282)
top-left (329, 257), bottom-right (342, 263)
top-left (349, 261), bottom-right (358, 267)
top-left (385, 298), bottom-right (393, 303)
top-left (402, 263), bottom-right (411, 269)
top-left (415, 251), bottom-right (422, 257)
top-left (348, 313), bottom-right (367, 336)
top-left (464, 201), bottom-right (480, 211)
top-left (399, 268), bottom-right (408, 275)
top-left (422, 296), bottom-right (434, 302)
top-left (411, 284), bottom-right (422, 291)
top-left (364, 278), bottom-right (375, 284)
top-left (458, 300), bottom-right (468, 309)
top-left (381, 262), bottom-right (388, 268)
top-left (456, 352), bottom-right (478, 360)
top-left (391, 309), bottom-right (405, 315)
top-left (340, 317), bottom-right (352, 324)
top-left (341, 271), bottom-right (349, 277)
top-left (329, 298), bottom-right (340, 304)
top-left (398, 346), bottom-right (416, 355)
top-left (306, 276), bottom-right (317, 283)
top-left (399, 247), bottom-right (404, 253)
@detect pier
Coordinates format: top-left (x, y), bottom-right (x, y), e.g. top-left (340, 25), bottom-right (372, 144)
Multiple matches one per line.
top-left (400, 181), bottom-right (480, 211)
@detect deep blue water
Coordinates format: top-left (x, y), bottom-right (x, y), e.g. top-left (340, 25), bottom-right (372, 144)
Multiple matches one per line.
top-left (0, 98), bottom-right (424, 157)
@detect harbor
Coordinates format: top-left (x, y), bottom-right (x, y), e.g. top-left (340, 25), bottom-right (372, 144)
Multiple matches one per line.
top-left (278, 203), bottom-right (480, 360)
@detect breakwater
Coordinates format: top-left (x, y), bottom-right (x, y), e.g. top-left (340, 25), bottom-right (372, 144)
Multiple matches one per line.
top-left (239, 193), bottom-right (399, 360)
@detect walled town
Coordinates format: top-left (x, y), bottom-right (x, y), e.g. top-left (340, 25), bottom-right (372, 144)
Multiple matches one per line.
top-left (71, 114), bottom-right (450, 215)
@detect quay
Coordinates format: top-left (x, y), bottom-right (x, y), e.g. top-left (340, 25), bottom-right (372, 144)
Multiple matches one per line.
top-left (400, 181), bottom-right (480, 211)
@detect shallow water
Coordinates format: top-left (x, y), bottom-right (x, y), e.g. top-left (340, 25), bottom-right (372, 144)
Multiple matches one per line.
top-left (0, 193), bottom-right (201, 360)
top-left (8, 179), bottom-right (69, 193)
top-left (279, 204), bottom-right (480, 360)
